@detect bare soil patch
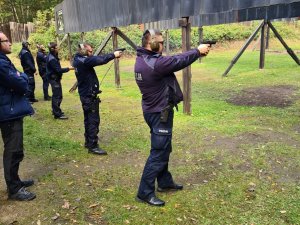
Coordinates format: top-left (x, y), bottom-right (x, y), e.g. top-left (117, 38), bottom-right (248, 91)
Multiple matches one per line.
top-left (227, 85), bottom-right (299, 108)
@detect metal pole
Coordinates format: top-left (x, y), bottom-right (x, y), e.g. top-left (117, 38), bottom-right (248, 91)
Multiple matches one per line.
top-left (223, 20), bottom-right (265, 77)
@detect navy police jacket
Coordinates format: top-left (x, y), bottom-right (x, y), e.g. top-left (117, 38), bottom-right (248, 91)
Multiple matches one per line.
top-left (19, 47), bottom-right (36, 75)
top-left (0, 52), bottom-right (34, 122)
top-left (36, 50), bottom-right (47, 76)
top-left (134, 47), bottom-right (200, 113)
top-left (72, 52), bottom-right (115, 97)
top-left (46, 52), bottom-right (69, 81)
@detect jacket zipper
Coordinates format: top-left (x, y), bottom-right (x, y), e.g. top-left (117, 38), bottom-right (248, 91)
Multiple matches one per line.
top-left (10, 92), bottom-right (14, 111)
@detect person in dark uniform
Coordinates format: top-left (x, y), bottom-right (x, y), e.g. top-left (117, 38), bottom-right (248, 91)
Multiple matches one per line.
top-left (73, 43), bottom-right (123, 155)
top-left (134, 29), bottom-right (210, 206)
top-left (19, 41), bottom-right (38, 103)
top-left (0, 31), bottom-right (36, 201)
top-left (36, 44), bottom-right (51, 101)
top-left (46, 42), bottom-right (74, 119)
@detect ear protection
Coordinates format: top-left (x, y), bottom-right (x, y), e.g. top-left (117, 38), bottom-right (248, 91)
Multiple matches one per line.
top-left (147, 29), bottom-right (160, 52)
top-left (78, 43), bottom-right (88, 55)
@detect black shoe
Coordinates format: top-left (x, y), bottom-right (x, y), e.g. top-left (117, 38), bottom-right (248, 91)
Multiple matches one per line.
top-left (44, 96), bottom-right (51, 101)
top-left (88, 147), bottom-right (107, 155)
top-left (21, 179), bottom-right (34, 187)
top-left (136, 195), bottom-right (165, 206)
top-left (9, 187), bottom-right (36, 201)
top-left (54, 115), bottom-right (68, 120)
top-left (157, 183), bottom-right (183, 192)
top-left (30, 99), bottom-right (39, 103)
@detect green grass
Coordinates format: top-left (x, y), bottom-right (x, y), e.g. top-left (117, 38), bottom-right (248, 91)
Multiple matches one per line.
top-left (1, 45), bottom-right (300, 224)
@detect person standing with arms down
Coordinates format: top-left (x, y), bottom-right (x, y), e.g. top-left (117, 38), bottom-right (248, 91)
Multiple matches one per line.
top-left (19, 41), bottom-right (38, 103)
top-left (36, 44), bottom-right (51, 101)
top-left (134, 29), bottom-right (210, 206)
top-left (0, 32), bottom-right (36, 201)
top-left (46, 42), bottom-right (74, 120)
top-left (72, 43), bottom-right (123, 155)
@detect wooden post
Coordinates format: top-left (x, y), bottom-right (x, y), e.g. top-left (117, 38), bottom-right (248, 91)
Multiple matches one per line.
top-left (198, 26), bottom-right (203, 63)
top-left (259, 20), bottom-right (267, 69)
top-left (165, 29), bottom-right (170, 56)
top-left (179, 17), bottom-right (192, 115)
top-left (80, 32), bottom-right (85, 42)
top-left (67, 33), bottom-right (72, 62)
top-left (112, 27), bottom-right (121, 88)
top-left (266, 25), bottom-right (270, 49)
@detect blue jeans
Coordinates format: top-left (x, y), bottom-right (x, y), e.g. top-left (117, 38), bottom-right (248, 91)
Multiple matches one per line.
top-left (137, 109), bottom-right (175, 199)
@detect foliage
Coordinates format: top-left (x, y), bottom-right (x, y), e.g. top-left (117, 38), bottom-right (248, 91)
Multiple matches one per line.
top-left (0, 0), bottom-right (62, 23)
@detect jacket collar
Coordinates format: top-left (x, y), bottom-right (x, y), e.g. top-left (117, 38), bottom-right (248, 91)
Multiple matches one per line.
top-left (137, 47), bottom-right (161, 57)
top-left (0, 52), bottom-right (10, 61)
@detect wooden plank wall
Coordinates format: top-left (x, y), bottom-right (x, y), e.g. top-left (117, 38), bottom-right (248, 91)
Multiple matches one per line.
top-left (0, 22), bottom-right (35, 43)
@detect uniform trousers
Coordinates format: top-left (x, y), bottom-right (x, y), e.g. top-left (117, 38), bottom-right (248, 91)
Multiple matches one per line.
top-left (138, 109), bottom-right (175, 199)
top-left (49, 79), bottom-right (63, 117)
top-left (80, 96), bottom-right (100, 149)
top-left (0, 119), bottom-right (24, 194)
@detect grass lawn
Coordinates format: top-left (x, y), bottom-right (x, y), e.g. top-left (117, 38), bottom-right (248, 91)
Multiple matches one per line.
top-left (0, 40), bottom-right (300, 224)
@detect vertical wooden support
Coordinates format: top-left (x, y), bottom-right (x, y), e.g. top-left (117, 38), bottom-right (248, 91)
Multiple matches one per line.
top-left (266, 25), bottom-right (270, 49)
top-left (80, 32), bottom-right (85, 42)
top-left (165, 29), bottom-right (170, 56)
top-left (198, 26), bottom-right (203, 63)
top-left (180, 17), bottom-right (192, 115)
top-left (67, 33), bottom-right (72, 62)
top-left (112, 27), bottom-right (121, 88)
top-left (259, 20), bottom-right (267, 69)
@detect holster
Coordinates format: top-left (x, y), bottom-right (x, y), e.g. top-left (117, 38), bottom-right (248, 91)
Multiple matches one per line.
top-left (160, 104), bottom-right (173, 123)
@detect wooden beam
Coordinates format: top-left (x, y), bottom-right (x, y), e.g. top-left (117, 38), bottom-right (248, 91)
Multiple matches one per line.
top-left (198, 26), bottom-right (203, 63)
top-left (67, 33), bottom-right (72, 62)
top-left (223, 20), bottom-right (265, 76)
top-left (116, 28), bottom-right (137, 50)
top-left (165, 29), bottom-right (170, 56)
top-left (259, 20), bottom-right (267, 69)
top-left (94, 30), bottom-right (113, 56)
top-left (180, 17), bottom-right (192, 115)
top-left (57, 34), bottom-right (68, 47)
top-left (267, 21), bottom-right (300, 65)
top-left (112, 27), bottom-right (121, 88)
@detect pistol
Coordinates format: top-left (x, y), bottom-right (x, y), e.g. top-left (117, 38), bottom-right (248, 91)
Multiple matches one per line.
top-left (201, 40), bottom-right (217, 47)
top-left (115, 48), bottom-right (126, 52)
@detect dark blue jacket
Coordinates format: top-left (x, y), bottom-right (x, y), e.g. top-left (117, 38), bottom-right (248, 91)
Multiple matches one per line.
top-left (46, 52), bottom-right (69, 81)
top-left (72, 53), bottom-right (115, 97)
top-left (19, 47), bottom-right (36, 75)
top-left (0, 52), bottom-right (34, 122)
top-left (36, 50), bottom-right (47, 76)
top-left (134, 47), bottom-right (200, 113)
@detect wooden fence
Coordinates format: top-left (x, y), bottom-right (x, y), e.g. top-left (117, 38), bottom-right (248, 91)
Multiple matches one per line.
top-left (0, 22), bottom-right (35, 43)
